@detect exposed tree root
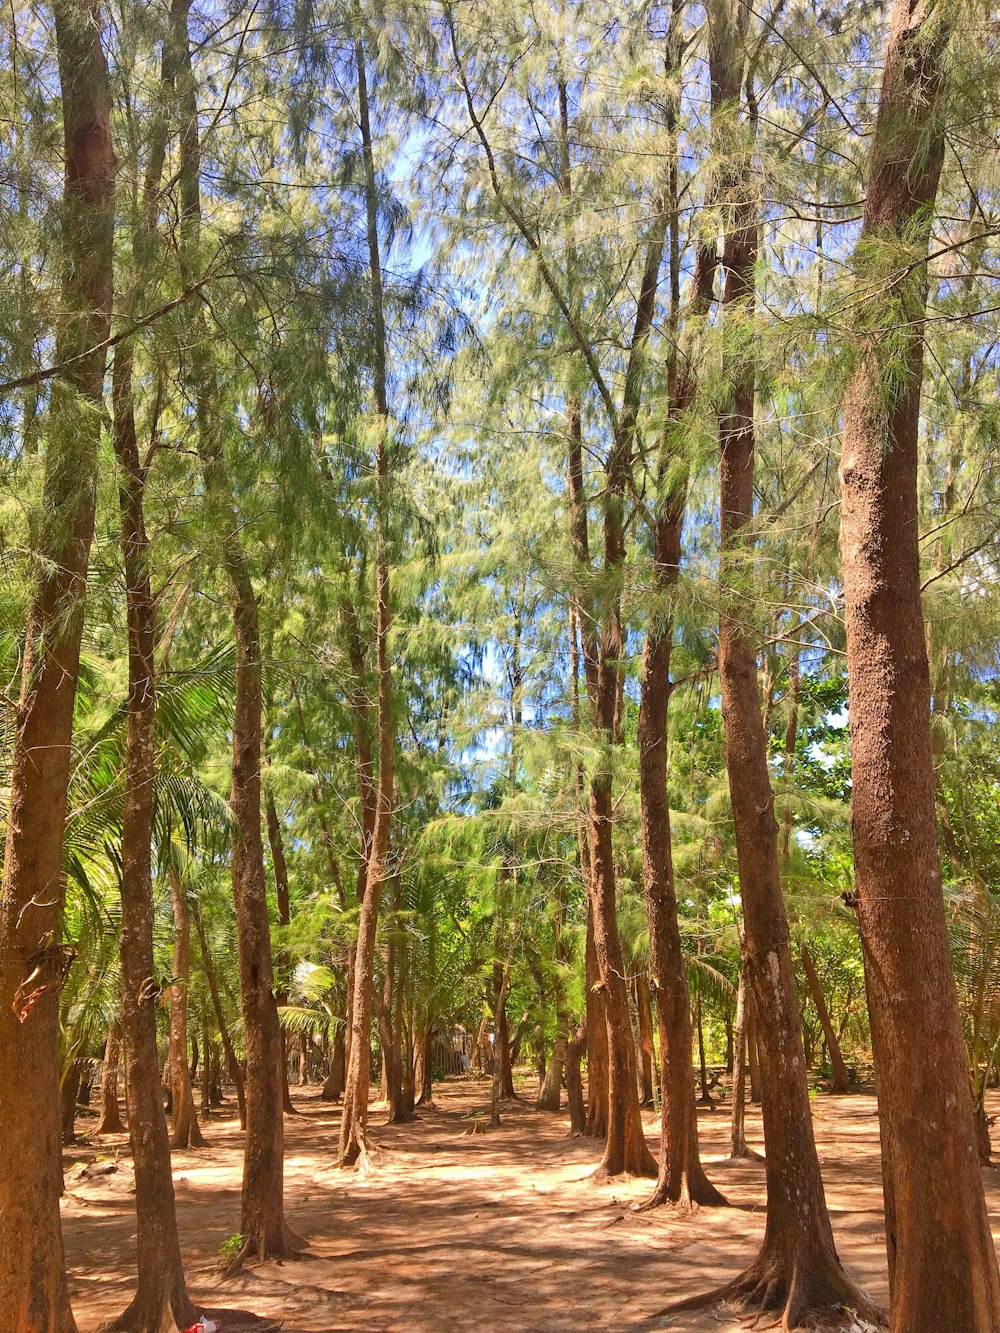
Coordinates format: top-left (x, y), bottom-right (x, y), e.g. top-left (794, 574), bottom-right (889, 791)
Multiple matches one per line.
top-left (221, 1222), bottom-right (307, 1278)
top-left (632, 1168), bottom-right (728, 1213)
top-left (731, 1144), bottom-right (766, 1163)
top-left (102, 1288), bottom-right (197, 1333)
top-left (659, 1252), bottom-right (885, 1331)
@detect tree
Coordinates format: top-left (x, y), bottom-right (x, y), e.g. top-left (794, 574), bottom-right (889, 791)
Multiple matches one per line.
top-left (838, 0), bottom-right (1000, 1323)
top-left (0, 3), bottom-right (114, 1326)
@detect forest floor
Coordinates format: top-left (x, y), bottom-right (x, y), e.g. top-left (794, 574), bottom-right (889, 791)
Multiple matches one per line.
top-left (63, 1077), bottom-right (1000, 1332)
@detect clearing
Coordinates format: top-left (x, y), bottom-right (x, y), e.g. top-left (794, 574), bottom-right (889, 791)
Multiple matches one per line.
top-left (63, 1079), bottom-right (1000, 1332)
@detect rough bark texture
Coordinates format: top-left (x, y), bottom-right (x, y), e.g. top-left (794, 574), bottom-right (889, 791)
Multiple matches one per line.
top-left (583, 906), bottom-right (609, 1139)
top-left (168, 865), bottom-right (207, 1150)
top-left (107, 341), bottom-right (197, 1331)
top-left (838, 1), bottom-right (1000, 1325)
top-left (0, 5), bottom-right (113, 1326)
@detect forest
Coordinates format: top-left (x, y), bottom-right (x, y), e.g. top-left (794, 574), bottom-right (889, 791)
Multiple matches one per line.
top-left (1, 0), bottom-right (999, 1329)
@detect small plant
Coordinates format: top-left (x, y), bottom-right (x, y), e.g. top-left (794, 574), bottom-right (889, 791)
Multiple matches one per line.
top-left (217, 1233), bottom-right (244, 1269)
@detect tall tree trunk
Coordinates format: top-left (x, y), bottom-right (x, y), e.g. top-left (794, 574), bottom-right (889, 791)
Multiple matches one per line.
top-left (637, 490), bottom-right (724, 1206)
top-left (168, 865), bottom-right (207, 1150)
top-left (672, 2), bottom-right (876, 1322)
top-left (801, 945), bottom-right (850, 1094)
top-left (838, 0), bottom-right (1000, 1324)
top-left (193, 902), bottom-right (246, 1128)
top-left (175, 0), bottom-right (292, 1262)
top-left (107, 327), bottom-right (195, 1325)
top-left (94, 1025), bottom-right (126, 1136)
top-left (339, 26), bottom-right (396, 1167)
top-left (0, 5), bottom-right (113, 1325)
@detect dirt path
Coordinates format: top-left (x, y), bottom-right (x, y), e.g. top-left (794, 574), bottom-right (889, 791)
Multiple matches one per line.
top-left (64, 1079), bottom-right (1000, 1331)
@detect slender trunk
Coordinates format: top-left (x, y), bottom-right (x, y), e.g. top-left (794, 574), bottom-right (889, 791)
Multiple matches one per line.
top-left (322, 1028), bottom-right (346, 1102)
top-left (265, 790), bottom-right (298, 1117)
top-left (0, 6), bottom-right (113, 1324)
top-left (676, 2), bottom-right (876, 1321)
top-left (634, 974), bottom-right (655, 1107)
top-left (94, 1025), bottom-right (126, 1135)
top-left (729, 963), bottom-right (754, 1159)
top-left (200, 1011), bottom-right (212, 1118)
top-left (838, 1), bottom-right (1000, 1324)
top-left (339, 26), bottom-right (396, 1168)
top-left (168, 865), bottom-right (206, 1150)
top-left (584, 903), bottom-right (609, 1139)
top-left (108, 328), bottom-right (195, 1325)
top-left (695, 990), bottom-right (711, 1106)
top-left (175, 2), bottom-right (291, 1260)
top-left (637, 499), bottom-right (724, 1205)
top-left (194, 903), bottom-right (246, 1127)
top-left (493, 960), bottom-right (517, 1100)
top-left (801, 945), bottom-right (850, 1093)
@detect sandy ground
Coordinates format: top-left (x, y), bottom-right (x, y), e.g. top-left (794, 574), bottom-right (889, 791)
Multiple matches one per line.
top-left (62, 1078), bottom-right (1000, 1332)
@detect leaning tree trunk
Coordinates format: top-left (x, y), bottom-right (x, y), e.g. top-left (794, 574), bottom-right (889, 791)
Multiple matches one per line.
top-left (801, 945), bottom-right (850, 1093)
top-left (338, 28), bottom-right (397, 1169)
top-left (671, 2), bottom-right (878, 1324)
top-left (583, 904), bottom-right (609, 1139)
top-left (265, 788), bottom-right (298, 1117)
top-left (175, 0), bottom-right (293, 1263)
top-left (94, 1025), bottom-right (126, 1135)
top-left (168, 864), bottom-right (207, 1150)
top-left (838, 1), bottom-right (1000, 1325)
top-left (0, 5), bottom-right (113, 1326)
top-left (105, 319), bottom-right (197, 1328)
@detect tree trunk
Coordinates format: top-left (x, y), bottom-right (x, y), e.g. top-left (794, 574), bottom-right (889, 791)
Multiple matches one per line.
top-left (584, 905), bottom-right (609, 1139)
top-left (61, 1063), bottom-right (82, 1146)
top-left (0, 5), bottom-right (113, 1323)
top-left (537, 1032), bottom-right (566, 1112)
top-left (674, 2), bottom-right (877, 1322)
top-left (838, 1), bottom-right (1000, 1324)
top-left (801, 945), bottom-right (850, 1093)
top-left (746, 986), bottom-right (761, 1105)
top-left (729, 963), bottom-right (754, 1160)
top-left (175, 1), bottom-right (293, 1262)
top-left (168, 865), bottom-right (207, 1150)
top-left (322, 1028), bottom-right (346, 1102)
top-left (194, 902), bottom-right (246, 1128)
top-left (95, 1025), bottom-right (126, 1135)
top-left (634, 974), bottom-right (655, 1107)
top-left (338, 32), bottom-right (397, 1171)
top-left (566, 1019), bottom-right (588, 1137)
top-left (493, 961), bottom-right (517, 1101)
top-left (107, 317), bottom-right (196, 1326)
top-left (265, 789), bottom-right (298, 1118)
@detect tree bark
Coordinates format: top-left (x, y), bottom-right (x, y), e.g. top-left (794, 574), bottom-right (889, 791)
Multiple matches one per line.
top-left (566, 1019), bottom-right (588, 1137)
top-left (174, 0), bottom-right (294, 1262)
top-left (106, 320), bottom-right (196, 1326)
top-left (838, 1), bottom-right (1000, 1325)
top-left (265, 789), bottom-right (298, 1117)
top-left (168, 864), bottom-right (207, 1150)
top-left (801, 945), bottom-right (850, 1093)
top-left (94, 1025), bottom-right (126, 1135)
top-left (584, 902), bottom-right (609, 1139)
top-left (193, 902), bottom-right (246, 1127)
top-left (338, 25), bottom-right (396, 1167)
top-left (634, 974), bottom-right (655, 1107)
top-left (671, 2), bottom-right (878, 1322)
top-left (0, 5), bottom-right (113, 1325)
